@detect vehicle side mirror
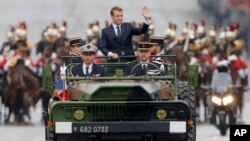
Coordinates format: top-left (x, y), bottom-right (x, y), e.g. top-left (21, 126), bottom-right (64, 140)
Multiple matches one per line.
top-left (188, 65), bottom-right (198, 87)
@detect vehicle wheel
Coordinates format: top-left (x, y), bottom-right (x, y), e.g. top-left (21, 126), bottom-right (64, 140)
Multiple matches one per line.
top-left (177, 81), bottom-right (196, 141)
top-left (219, 114), bottom-right (227, 136)
top-left (220, 127), bottom-right (227, 136)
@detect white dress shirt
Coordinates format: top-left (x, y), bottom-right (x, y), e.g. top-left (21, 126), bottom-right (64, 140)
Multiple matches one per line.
top-left (108, 20), bottom-right (151, 57)
top-left (82, 63), bottom-right (93, 75)
top-left (112, 23), bottom-right (121, 36)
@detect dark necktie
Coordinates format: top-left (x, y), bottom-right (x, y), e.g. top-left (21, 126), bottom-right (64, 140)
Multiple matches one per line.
top-left (142, 64), bottom-right (147, 75)
top-left (86, 67), bottom-right (89, 76)
top-left (117, 26), bottom-right (121, 36)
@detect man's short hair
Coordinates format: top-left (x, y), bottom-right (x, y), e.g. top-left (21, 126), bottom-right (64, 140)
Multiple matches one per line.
top-left (110, 6), bottom-right (123, 16)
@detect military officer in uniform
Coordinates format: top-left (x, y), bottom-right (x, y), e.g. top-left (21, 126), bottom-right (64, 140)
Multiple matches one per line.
top-left (68, 37), bottom-right (84, 64)
top-left (124, 42), bottom-right (165, 76)
top-left (149, 36), bottom-right (165, 61)
top-left (72, 44), bottom-right (105, 77)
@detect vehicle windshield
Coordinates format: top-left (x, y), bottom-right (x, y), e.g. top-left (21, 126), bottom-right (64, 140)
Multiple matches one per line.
top-left (211, 72), bottom-right (232, 93)
top-left (66, 55), bottom-right (175, 78)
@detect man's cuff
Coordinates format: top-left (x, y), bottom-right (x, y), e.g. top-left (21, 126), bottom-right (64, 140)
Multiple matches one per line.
top-left (108, 52), bottom-right (112, 57)
top-left (144, 19), bottom-right (152, 25)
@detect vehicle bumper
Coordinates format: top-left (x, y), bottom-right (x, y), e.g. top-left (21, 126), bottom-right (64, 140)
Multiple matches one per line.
top-left (47, 121), bottom-right (188, 141)
top-left (55, 121), bottom-right (187, 134)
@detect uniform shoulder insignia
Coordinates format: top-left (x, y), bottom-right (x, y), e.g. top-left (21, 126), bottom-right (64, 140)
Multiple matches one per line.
top-left (92, 74), bottom-right (100, 77)
top-left (127, 60), bottom-right (137, 64)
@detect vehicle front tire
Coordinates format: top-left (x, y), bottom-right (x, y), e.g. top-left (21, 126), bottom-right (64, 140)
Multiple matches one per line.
top-left (177, 81), bottom-right (196, 141)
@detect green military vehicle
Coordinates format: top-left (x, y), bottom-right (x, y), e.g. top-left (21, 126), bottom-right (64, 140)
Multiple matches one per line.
top-left (42, 56), bottom-right (198, 141)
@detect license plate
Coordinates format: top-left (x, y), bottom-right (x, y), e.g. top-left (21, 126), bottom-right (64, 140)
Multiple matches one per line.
top-left (72, 125), bottom-right (109, 133)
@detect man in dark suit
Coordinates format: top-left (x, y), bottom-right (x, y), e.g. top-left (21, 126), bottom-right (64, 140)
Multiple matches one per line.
top-left (72, 44), bottom-right (105, 76)
top-left (100, 6), bottom-right (152, 62)
top-left (124, 42), bottom-right (165, 76)
top-left (68, 37), bottom-right (84, 64)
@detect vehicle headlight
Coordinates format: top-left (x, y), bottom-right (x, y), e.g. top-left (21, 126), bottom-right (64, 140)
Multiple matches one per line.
top-left (222, 95), bottom-right (234, 105)
top-left (156, 109), bottom-right (167, 120)
top-left (74, 109), bottom-right (85, 120)
top-left (211, 96), bottom-right (222, 105)
top-left (65, 109), bottom-right (73, 119)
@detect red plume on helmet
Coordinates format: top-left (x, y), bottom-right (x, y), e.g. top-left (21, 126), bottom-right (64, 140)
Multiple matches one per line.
top-left (10, 26), bottom-right (15, 32)
top-left (192, 23), bottom-right (198, 31)
top-left (229, 24), bottom-right (235, 32)
top-left (62, 21), bottom-right (67, 28)
top-left (168, 22), bottom-right (173, 29)
top-left (185, 21), bottom-right (189, 27)
top-left (212, 24), bottom-right (217, 31)
top-left (172, 24), bottom-right (177, 30)
top-left (201, 19), bottom-right (206, 26)
top-left (104, 20), bottom-right (109, 27)
top-left (51, 22), bottom-right (57, 29)
top-left (208, 24), bottom-right (217, 37)
top-left (225, 24), bottom-right (236, 38)
top-left (233, 22), bottom-right (240, 30)
top-left (59, 21), bottom-right (67, 32)
top-left (94, 20), bottom-right (99, 26)
top-left (19, 22), bottom-right (27, 30)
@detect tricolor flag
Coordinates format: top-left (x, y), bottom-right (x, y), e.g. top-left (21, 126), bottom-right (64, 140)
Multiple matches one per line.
top-left (54, 79), bottom-right (69, 101)
top-left (54, 64), bottom-right (69, 101)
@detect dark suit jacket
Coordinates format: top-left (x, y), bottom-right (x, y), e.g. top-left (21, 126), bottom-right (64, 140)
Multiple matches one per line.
top-left (124, 60), bottom-right (165, 76)
top-left (100, 22), bottom-right (149, 61)
top-left (72, 63), bottom-right (105, 77)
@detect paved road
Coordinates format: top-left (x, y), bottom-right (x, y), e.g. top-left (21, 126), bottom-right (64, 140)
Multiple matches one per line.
top-left (1, 92), bottom-right (249, 141)
top-left (196, 91), bottom-right (250, 141)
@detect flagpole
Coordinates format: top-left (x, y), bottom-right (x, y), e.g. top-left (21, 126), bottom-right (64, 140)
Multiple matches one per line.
top-left (60, 63), bottom-right (67, 101)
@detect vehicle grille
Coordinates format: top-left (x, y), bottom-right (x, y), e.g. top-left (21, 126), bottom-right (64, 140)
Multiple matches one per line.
top-left (86, 103), bottom-right (153, 121)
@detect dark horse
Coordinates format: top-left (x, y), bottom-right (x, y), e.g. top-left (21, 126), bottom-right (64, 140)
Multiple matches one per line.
top-left (230, 65), bottom-right (246, 119)
top-left (176, 47), bottom-right (190, 81)
top-left (195, 58), bottom-right (213, 122)
top-left (3, 59), bottom-right (41, 124)
top-left (164, 43), bottom-right (190, 81)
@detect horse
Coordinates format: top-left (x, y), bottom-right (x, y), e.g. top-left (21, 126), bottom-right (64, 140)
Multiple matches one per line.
top-left (163, 42), bottom-right (190, 81)
top-left (195, 58), bottom-right (213, 122)
top-left (230, 62), bottom-right (246, 119)
top-left (176, 46), bottom-right (190, 81)
top-left (0, 68), bottom-right (7, 124)
top-left (3, 59), bottom-right (41, 124)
